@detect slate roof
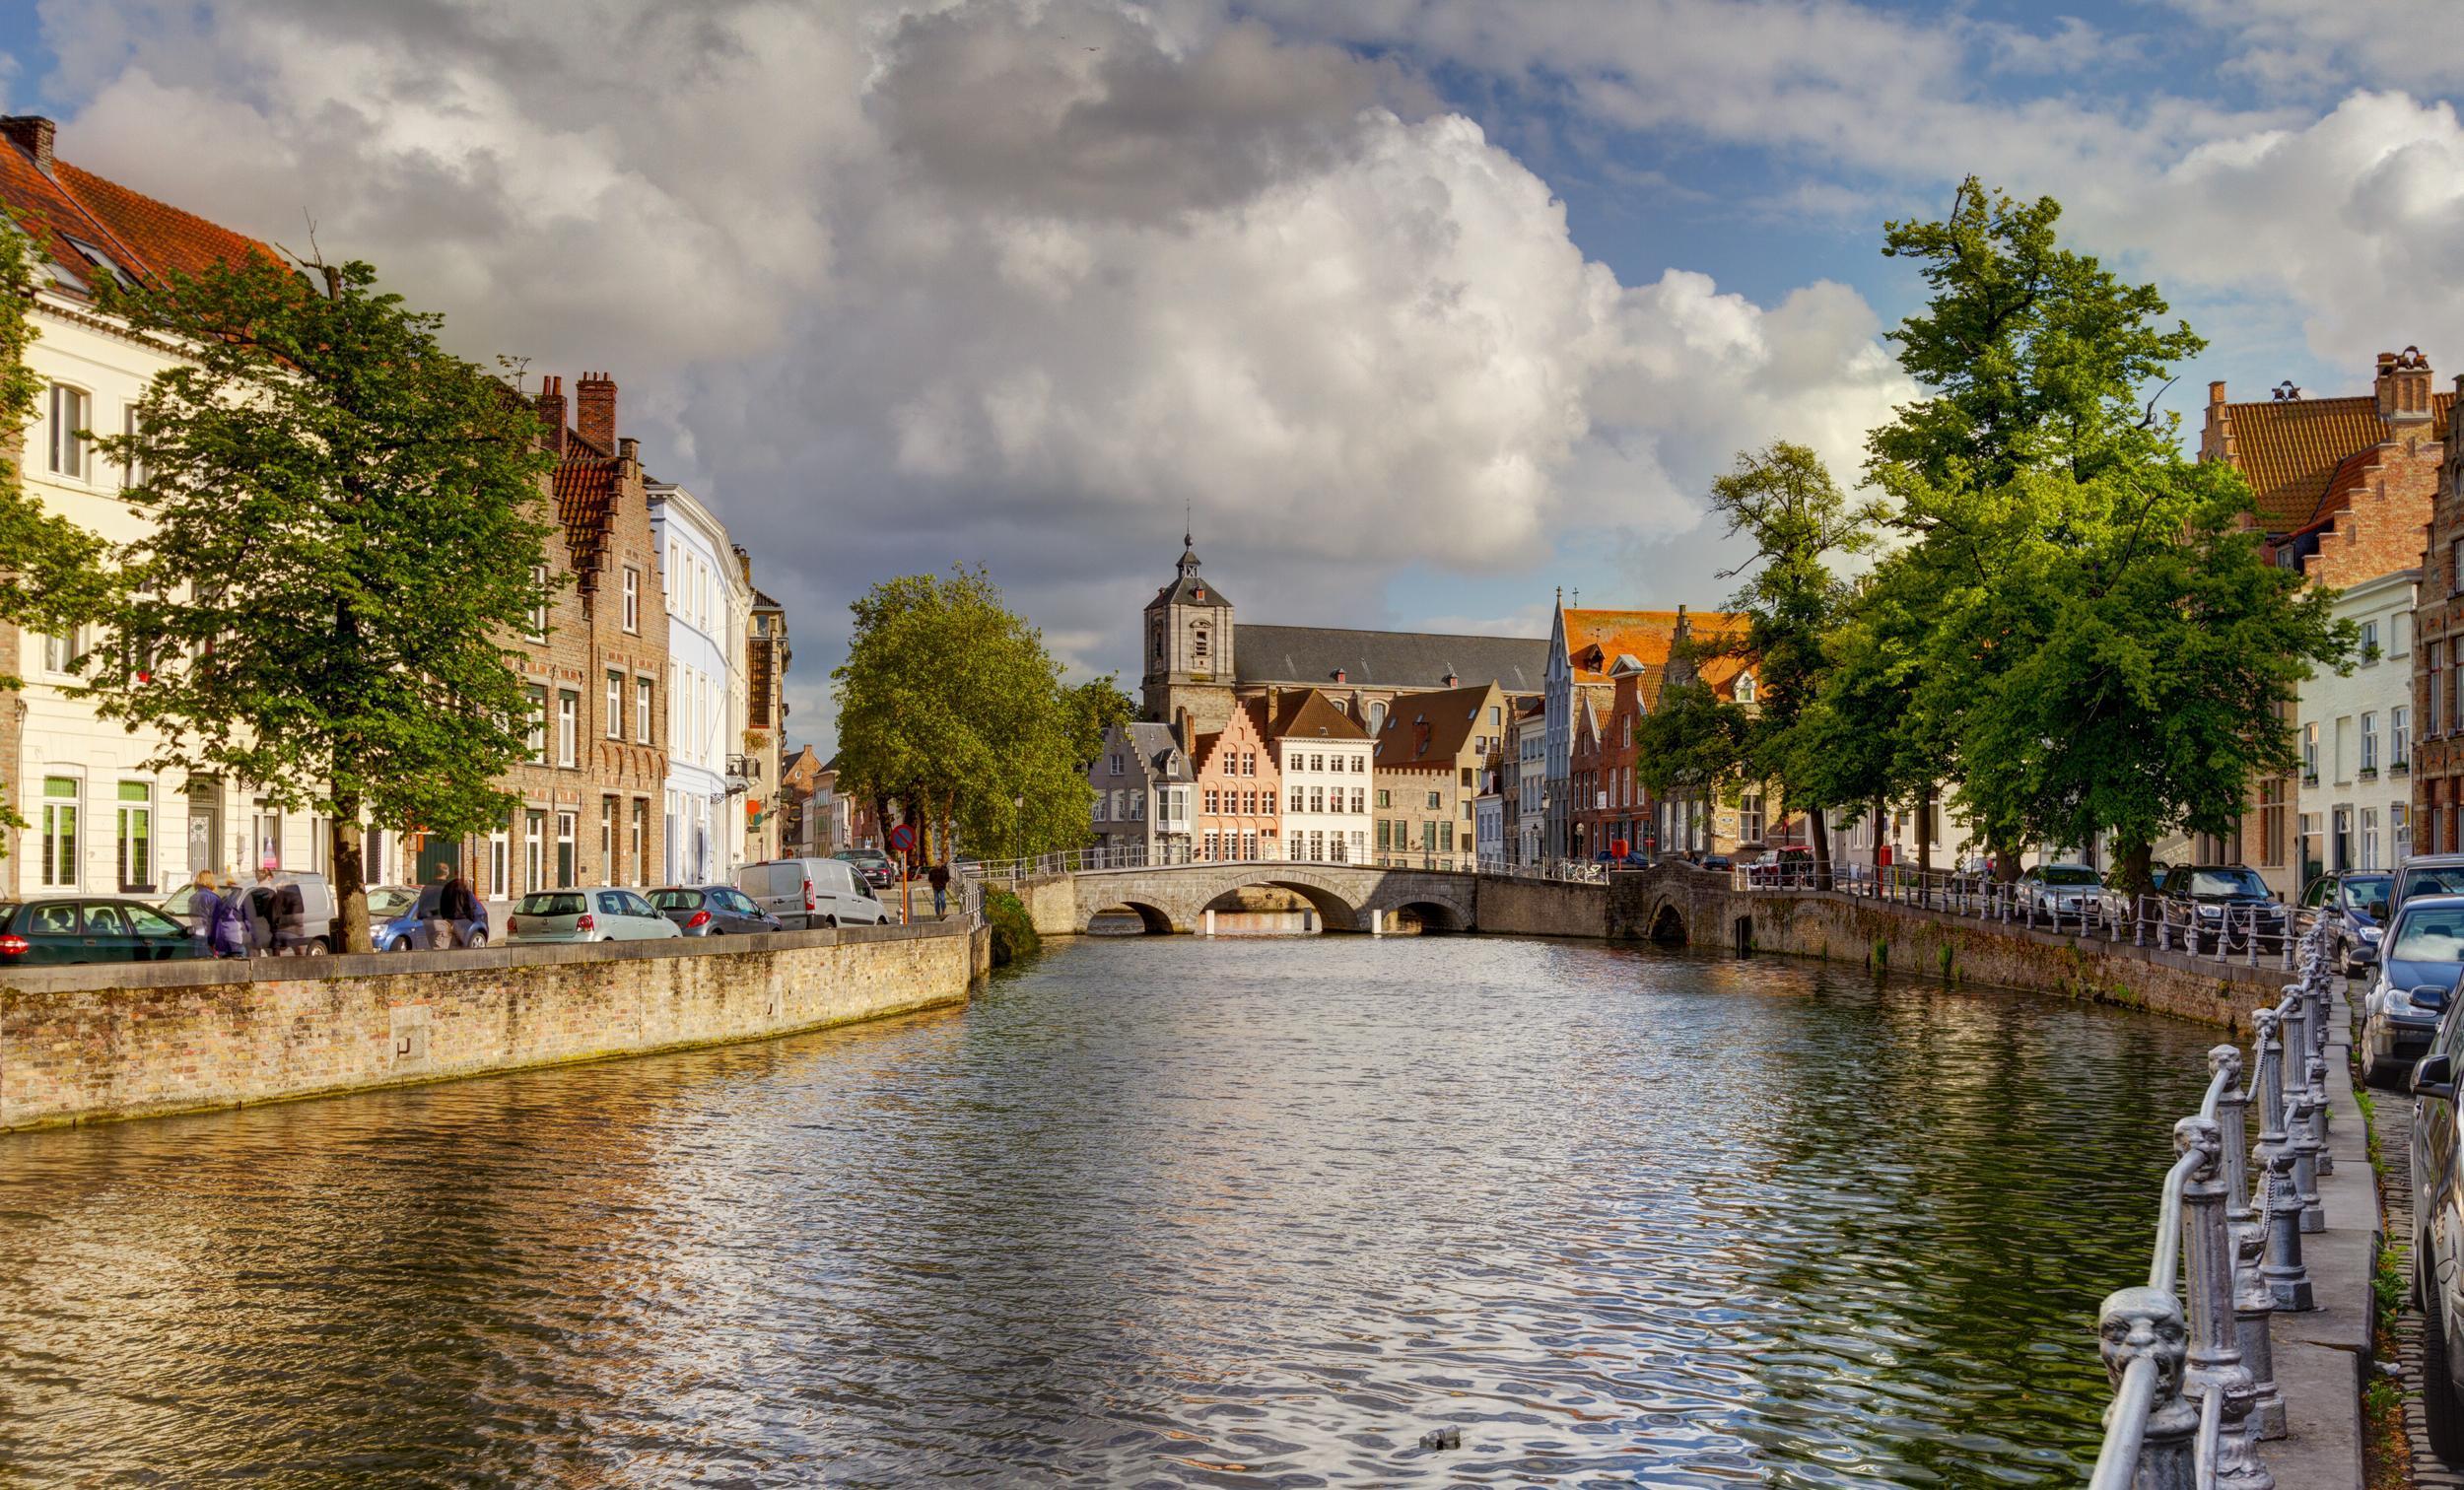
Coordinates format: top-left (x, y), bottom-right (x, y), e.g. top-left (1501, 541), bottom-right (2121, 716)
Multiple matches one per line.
top-left (1121, 721), bottom-right (1196, 780)
top-left (1373, 683), bottom-right (1501, 770)
top-left (1234, 624), bottom-right (1548, 693)
top-left (2213, 391), bottom-right (2453, 533)
top-left (0, 121), bottom-right (282, 295)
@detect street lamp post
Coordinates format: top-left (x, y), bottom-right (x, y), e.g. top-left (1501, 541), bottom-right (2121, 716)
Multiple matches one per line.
top-left (1014, 792), bottom-right (1025, 867)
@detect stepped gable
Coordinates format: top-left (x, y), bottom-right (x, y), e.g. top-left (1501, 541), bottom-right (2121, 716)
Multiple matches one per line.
top-left (2208, 386), bottom-right (2453, 533)
top-left (1233, 623), bottom-right (1547, 692)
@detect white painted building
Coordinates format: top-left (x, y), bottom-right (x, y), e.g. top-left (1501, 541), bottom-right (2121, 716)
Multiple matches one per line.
top-left (647, 482), bottom-right (738, 887)
top-left (2296, 568), bottom-right (2417, 880)
top-left (1262, 690), bottom-right (1373, 863)
top-left (1, 119), bottom-right (328, 899)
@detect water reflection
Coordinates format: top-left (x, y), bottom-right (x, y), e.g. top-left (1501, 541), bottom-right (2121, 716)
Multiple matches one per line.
top-left (0, 937), bottom-right (2213, 1485)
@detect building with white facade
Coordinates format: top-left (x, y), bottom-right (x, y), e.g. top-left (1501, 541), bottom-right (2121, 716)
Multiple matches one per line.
top-left (648, 481), bottom-right (737, 886)
top-left (1260, 690), bottom-right (1372, 862)
top-left (0, 116), bottom-right (331, 899)
top-left (2298, 568), bottom-right (2417, 880)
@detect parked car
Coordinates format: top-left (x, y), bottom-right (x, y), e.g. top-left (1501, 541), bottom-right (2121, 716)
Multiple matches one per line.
top-left (2020, 862), bottom-right (2105, 923)
top-left (835, 848), bottom-right (899, 891)
top-left (740, 858), bottom-right (891, 929)
top-left (2361, 894), bottom-right (2464, 1088)
top-left (2156, 864), bottom-right (2287, 954)
top-left (1699, 853), bottom-right (1734, 872)
top-left (2395, 854), bottom-right (2464, 917)
top-left (650, 886), bottom-right (783, 936)
top-left (376, 884), bottom-right (491, 952)
top-left (2406, 1017), bottom-right (2464, 1457)
top-left (504, 887), bottom-right (680, 945)
top-left (2300, 870), bottom-right (2394, 977)
top-left (161, 870), bottom-right (336, 954)
top-left (0, 896), bottom-right (207, 967)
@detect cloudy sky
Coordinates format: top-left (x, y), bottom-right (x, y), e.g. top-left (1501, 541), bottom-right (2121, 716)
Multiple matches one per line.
top-left (8, 0), bottom-right (2464, 751)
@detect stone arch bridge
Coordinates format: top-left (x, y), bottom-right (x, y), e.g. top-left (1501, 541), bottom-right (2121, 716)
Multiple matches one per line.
top-left (1012, 861), bottom-right (1605, 937)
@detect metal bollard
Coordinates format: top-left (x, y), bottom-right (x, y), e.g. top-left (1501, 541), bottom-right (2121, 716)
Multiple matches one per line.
top-left (2250, 1009), bottom-right (2315, 1310)
top-left (2234, 1207), bottom-right (2288, 1439)
top-left (2175, 1116), bottom-right (2272, 1485)
top-left (2281, 1008), bottom-right (2327, 1234)
top-left (2212, 1047), bottom-right (2258, 1241)
top-left (2095, 1286), bottom-right (2199, 1490)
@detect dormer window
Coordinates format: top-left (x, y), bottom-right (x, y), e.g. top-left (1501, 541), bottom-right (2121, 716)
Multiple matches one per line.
top-left (1736, 672), bottom-right (1757, 703)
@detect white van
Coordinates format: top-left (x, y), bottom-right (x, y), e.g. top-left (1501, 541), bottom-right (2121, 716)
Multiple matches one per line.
top-left (738, 858), bottom-right (891, 929)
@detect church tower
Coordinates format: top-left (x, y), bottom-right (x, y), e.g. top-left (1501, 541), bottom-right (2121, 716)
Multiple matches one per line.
top-left (1140, 530), bottom-right (1237, 730)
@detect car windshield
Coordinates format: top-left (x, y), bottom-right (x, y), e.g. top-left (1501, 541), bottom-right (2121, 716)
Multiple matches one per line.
top-left (2042, 866), bottom-right (2101, 886)
top-left (367, 887), bottom-right (420, 917)
top-left (2403, 866), bottom-right (2464, 902)
top-left (2186, 869), bottom-right (2268, 898)
top-left (650, 890), bottom-right (701, 910)
top-left (515, 893), bottom-right (585, 916)
top-left (2345, 875), bottom-right (2394, 914)
top-left (2392, 905), bottom-right (2464, 963)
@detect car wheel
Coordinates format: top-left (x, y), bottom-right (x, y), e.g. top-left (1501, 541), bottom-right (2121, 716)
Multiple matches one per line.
top-left (2360, 1031), bottom-right (2386, 1090)
top-left (2426, 1246), bottom-right (2464, 1465)
top-left (468, 932), bottom-right (488, 949)
top-left (386, 936), bottom-right (408, 953)
top-left (823, 914), bottom-right (839, 929)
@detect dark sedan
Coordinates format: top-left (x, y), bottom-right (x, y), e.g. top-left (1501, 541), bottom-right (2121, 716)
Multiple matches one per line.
top-left (2300, 870), bottom-right (2393, 976)
top-left (650, 886), bottom-right (783, 937)
top-left (0, 897), bottom-right (208, 967)
top-left (2158, 864), bottom-right (2288, 954)
top-left (2362, 894), bottom-right (2464, 1089)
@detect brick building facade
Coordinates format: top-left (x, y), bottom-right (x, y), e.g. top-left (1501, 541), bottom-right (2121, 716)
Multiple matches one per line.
top-left (1190, 699), bottom-right (1279, 862)
top-left (446, 373), bottom-right (670, 900)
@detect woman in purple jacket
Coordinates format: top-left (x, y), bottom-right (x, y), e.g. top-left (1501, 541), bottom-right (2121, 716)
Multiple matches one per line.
top-left (208, 877), bottom-right (252, 959)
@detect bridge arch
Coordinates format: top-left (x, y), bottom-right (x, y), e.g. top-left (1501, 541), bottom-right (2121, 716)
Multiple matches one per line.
top-left (1647, 898), bottom-right (1687, 946)
top-left (1084, 898), bottom-right (1178, 935)
top-left (1387, 900), bottom-right (1466, 933)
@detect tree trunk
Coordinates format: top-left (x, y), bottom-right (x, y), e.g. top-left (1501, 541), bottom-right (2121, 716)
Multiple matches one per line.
top-left (2120, 840), bottom-right (2156, 899)
top-left (330, 802), bottom-right (372, 954)
top-left (1811, 804), bottom-right (1832, 892)
top-left (1917, 784), bottom-right (1934, 881)
top-left (1871, 794), bottom-right (1886, 882)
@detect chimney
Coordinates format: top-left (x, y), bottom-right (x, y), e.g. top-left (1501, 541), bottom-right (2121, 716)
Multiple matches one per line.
top-left (1333, 667), bottom-right (1345, 684)
top-left (1175, 706), bottom-right (1194, 752)
top-left (1, 117), bottom-right (55, 175)
top-left (2378, 347), bottom-right (2433, 425)
top-left (576, 372), bottom-right (618, 452)
top-left (534, 375), bottom-right (567, 458)
top-left (1445, 672), bottom-right (1459, 688)
top-left (2208, 380), bottom-right (2226, 406)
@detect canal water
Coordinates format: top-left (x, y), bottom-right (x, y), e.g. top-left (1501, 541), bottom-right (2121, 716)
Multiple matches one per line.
top-left (0, 936), bottom-right (2216, 1486)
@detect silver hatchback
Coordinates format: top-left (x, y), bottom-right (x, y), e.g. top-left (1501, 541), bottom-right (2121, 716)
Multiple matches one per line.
top-left (505, 887), bottom-right (681, 945)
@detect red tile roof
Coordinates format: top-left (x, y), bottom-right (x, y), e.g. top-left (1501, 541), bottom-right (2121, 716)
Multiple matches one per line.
top-left (1558, 608), bottom-right (1748, 684)
top-left (553, 456), bottom-right (620, 593)
top-left (2211, 392), bottom-right (2453, 532)
top-left (0, 128), bottom-right (281, 293)
top-left (1261, 688), bottom-right (1370, 743)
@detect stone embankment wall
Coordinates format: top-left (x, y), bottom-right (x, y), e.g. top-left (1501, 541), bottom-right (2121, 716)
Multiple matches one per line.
top-left (1610, 866), bottom-right (2289, 1031)
top-left (1, 921), bottom-right (989, 1132)
top-left (1470, 877), bottom-right (1609, 938)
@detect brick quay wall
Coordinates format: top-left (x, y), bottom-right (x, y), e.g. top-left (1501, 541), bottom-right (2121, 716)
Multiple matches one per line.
top-left (0, 920), bottom-right (991, 1132)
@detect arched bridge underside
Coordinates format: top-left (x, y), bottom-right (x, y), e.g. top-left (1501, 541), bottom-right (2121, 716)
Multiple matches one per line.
top-left (1069, 864), bottom-right (1478, 935)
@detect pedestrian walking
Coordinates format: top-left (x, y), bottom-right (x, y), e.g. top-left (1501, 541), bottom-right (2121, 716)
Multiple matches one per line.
top-left (427, 860), bottom-right (476, 950)
top-left (927, 861), bottom-right (951, 918)
top-left (209, 873), bottom-right (252, 959)
top-left (187, 871), bottom-right (225, 958)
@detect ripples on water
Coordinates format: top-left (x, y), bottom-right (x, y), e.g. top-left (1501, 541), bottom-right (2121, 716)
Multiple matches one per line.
top-left (0, 936), bottom-right (2216, 1486)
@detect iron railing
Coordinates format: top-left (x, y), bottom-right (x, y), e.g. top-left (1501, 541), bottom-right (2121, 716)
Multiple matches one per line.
top-left (959, 845), bottom-right (1609, 886)
top-left (2086, 918), bottom-right (2337, 1487)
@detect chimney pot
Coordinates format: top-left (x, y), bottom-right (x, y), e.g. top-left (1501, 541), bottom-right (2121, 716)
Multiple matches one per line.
top-left (1, 117), bottom-right (56, 175)
top-left (2378, 345), bottom-right (2433, 424)
top-left (534, 374), bottom-right (567, 459)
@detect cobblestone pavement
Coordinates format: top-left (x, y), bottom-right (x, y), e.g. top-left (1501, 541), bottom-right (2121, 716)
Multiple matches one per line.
top-left (2368, 1048), bottom-right (2459, 1486)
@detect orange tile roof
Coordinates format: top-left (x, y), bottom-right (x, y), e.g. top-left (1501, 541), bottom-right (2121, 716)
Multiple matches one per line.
top-left (1558, 608), bottom-right (1748, 684)
top-left (2213, 392), bottom-right (2453, 533)
top-left (1261, 688), bottom-right (1370, 743)
top-left (0, 130), bottom-right (281, 294)
top-left (553, 456), bottom-right (619, 593)
top-left (1373, 682), bottom-right (1500, 769)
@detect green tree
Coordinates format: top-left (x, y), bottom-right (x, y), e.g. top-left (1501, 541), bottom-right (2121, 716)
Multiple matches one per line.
top-left (82, 254), bottom-right (557, 950)
top-left (1702, 441), bottom-right (1872, 883)
top-left (1859, 181), bottom-right (2344, 890)
top-left (1631, 652), bottom-right (1750, 834)
top-left (0, 222), bottom-right (113, 853)
top-left (833, 568), bottom-right (1093, 866)
top-left (1066, 675), bottom-right (1135, 769)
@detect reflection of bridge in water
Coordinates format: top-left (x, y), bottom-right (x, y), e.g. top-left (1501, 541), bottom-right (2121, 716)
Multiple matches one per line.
top-left (998, 860), bottom-right (1609, 937)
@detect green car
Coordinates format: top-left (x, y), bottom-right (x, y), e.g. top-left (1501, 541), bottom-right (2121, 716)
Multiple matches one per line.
top-left (504, 887), bottom-right (682, 945)
top-left (0, 896), bottom-right (208, 967)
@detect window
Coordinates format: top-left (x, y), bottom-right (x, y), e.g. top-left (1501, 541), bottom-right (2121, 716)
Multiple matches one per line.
top-left (623, 568), bottom-right (641, 633)
top-left (2398, 803), bottom-right (2414, 862)
top-left (1290, 786), bottom-right (1304, 812)
top-left (1203, 829), bottom-right (1220, 861)
top-left (2258, 777), bottom-right (2287, 867)
top-left (1377, 819), bottom-right (1392, 850)
top-left (1489, 706), bottom-right (1501, 725)
top-left (1349, 788), bottom-right (1364, 813)
top-left (528, 566), bottom-right (549, 641)
top-left (637, 678), bottom-right (654, 744)
top-left (1093, 793), bottom-right (1108, 823)
top-left (1736, 672), bottom-right (1756, 703)
top-left (1376, 789), bottom-right (1391, 808)
top-left (1740, 793), bottom-right (1766, 844)
top-left (525, 811), bottom-right (546, 892)
top-left (116, 780), bottom-right (153, 892)
top-left (1242, 751), bottom-right (1255, 776)
top-left (1426, 790), bottom-right (1442, 810)
top-left (602, 797), bottom-right (619, 881)
top-left (490, 827), bottom-right (510, 897)
top-left (2361, 711), bottom-right (2379, 772)
top-left (2301, 721), bottom-right (2319, 779)
top-left (47, 384), bottom-right (88, 478)
top-left (2433, 658), bottom-right (2447, 737)
top-left (40, 628), bottom-right (86, 676)
top-left (1309, 754), bottom-right (1324, 773)
top-left (556, 812), bottom-right (577, 887)
top-left (526, 686), bottom-right (548, 763)
top-left (40, 777), bottom-right (78, 887)
top-left (121, 405), bottom-right (144, 491)
top-left (1192, 625), bottom-right (1208, 660)
top-left (2361, 619), bottom-right (2379, 661)
top-left (606, 671), bottom-right (624, 739)
top-left (2363, 807), bottom-right (2382, 870)
top-left (1204, 788), bottom-right (1219, 814)
top-left (1129, 790), bottom-right (1145, 821)
top-left (558, 691), bottom-right (579, 767)
top-left (2396, 707), bottom-right (2413, 768)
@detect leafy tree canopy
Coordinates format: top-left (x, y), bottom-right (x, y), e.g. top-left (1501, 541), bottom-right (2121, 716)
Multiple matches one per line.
top-left (82, 254), bottom-right (557, 948)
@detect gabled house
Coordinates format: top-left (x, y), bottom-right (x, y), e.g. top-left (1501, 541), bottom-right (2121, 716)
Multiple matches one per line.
top-left (1088, 720), bottom-right (1195, 865)
top-left (1372, 681), bottom-right (1507, 866)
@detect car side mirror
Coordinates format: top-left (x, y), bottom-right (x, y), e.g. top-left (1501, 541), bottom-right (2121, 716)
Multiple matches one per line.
top-left (2416, 1053), bottom-right (2457, 1101)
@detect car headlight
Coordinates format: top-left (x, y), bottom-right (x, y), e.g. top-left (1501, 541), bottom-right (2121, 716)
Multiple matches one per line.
top-left (2361, 925), bottom-right (2384, 942)
top-left (2198, 905), bottom-right (2224, 919)
top-left (2385, 984), bottom-right (2419, 1016)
